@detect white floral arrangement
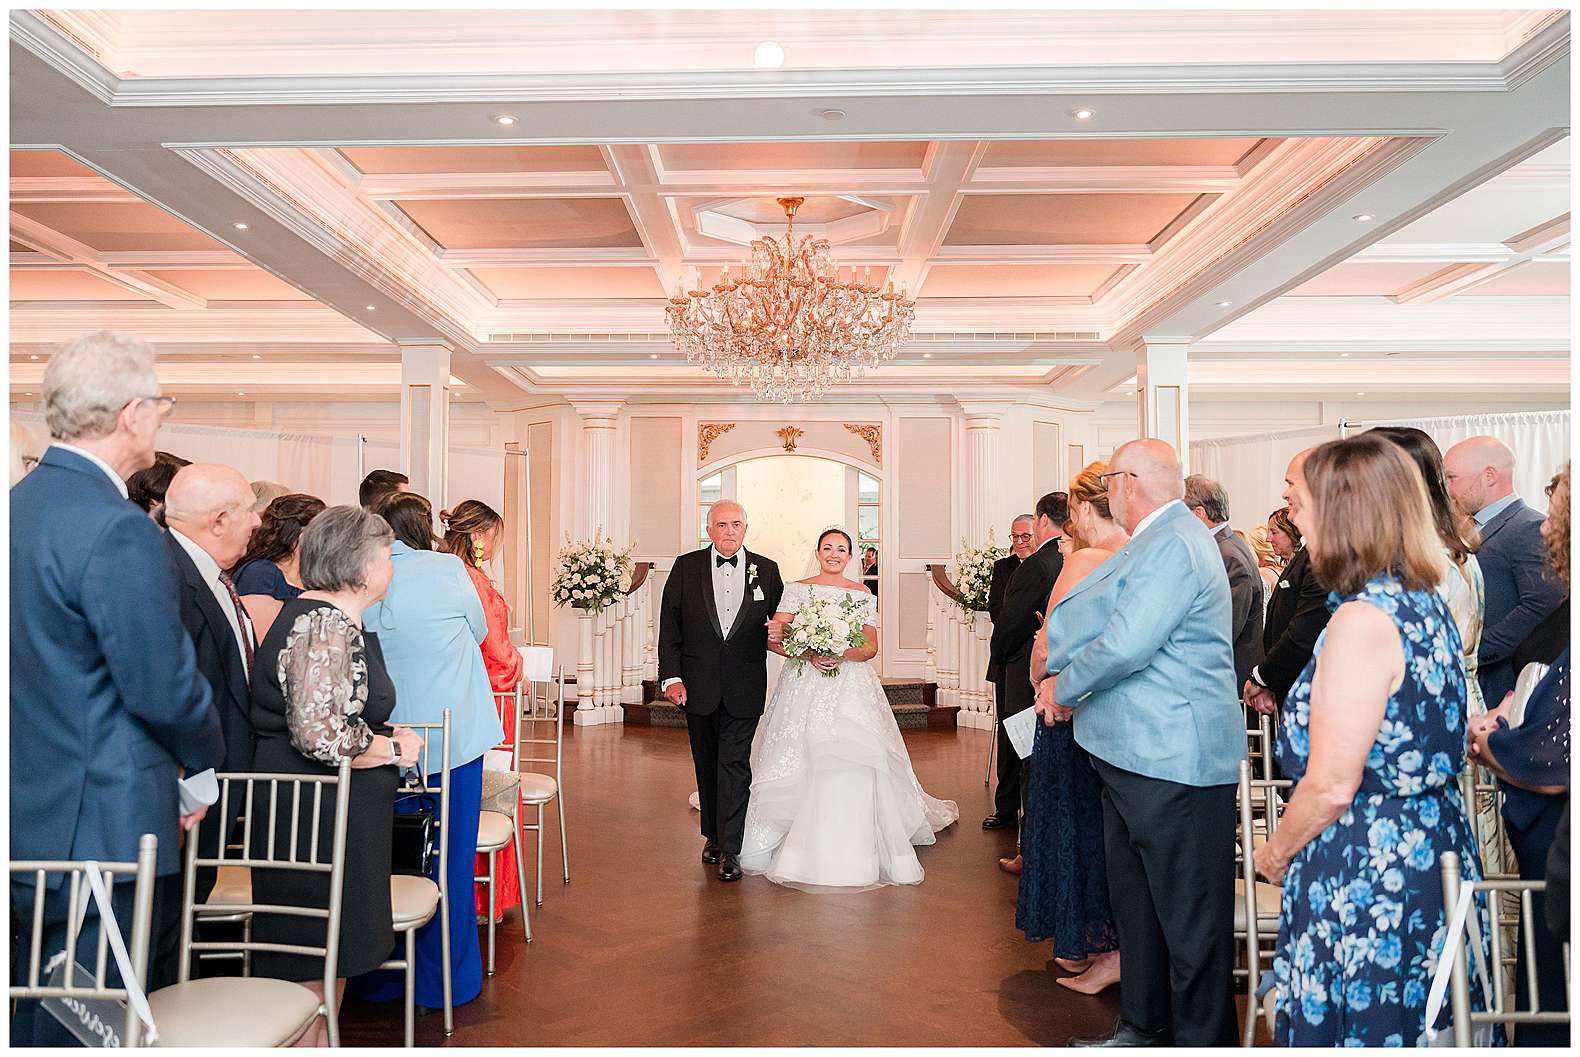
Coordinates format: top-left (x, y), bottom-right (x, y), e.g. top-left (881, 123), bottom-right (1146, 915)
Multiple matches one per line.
top-left (952, 534), bottom-right (1007, 613)
top-left (783, 592), bottom-right (870, 678)
top-left (550, 533), bottom-right (635, 614)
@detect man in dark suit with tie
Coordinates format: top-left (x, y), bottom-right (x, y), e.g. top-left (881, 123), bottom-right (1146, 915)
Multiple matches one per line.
top-left (985, 494), bottom-right (1067, 831)
top-left (1245, 449), bottom-right (1331, 718)
top-left (1444, 436), bottom-right (1567, 705)
top-left (658, 501), bottom-right (785, 881)
top-left (10, 332), bottom-right (224, 1044)
top-left (161, 464), bottom-right (264, 983)
top-left (985, 515), bottom-right (1034, 829)
top-left (1185, 475), bottom-right (1264, 688)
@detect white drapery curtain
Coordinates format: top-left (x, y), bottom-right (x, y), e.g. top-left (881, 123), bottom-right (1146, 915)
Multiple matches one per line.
top-left (1191, 410), bottom-right (1570, 531)
top-left (13, 412), bottom-right (506, 514)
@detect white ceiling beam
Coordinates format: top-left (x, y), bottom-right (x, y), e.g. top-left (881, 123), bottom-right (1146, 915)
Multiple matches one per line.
top-left (890, 140), bottom-right (985, 296)
top-left (10, 176), bottom-right (143, 204)
top-left (604, 144), bottom-right (686, 294)
top-left (1393, 213), bottom-right (1569, 304)
top-left (8, 211), bottom-right (208, 309)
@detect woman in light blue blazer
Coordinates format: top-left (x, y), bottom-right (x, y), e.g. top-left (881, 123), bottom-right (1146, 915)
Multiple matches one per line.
top-left (356, 491), bottom-right (503, 1011)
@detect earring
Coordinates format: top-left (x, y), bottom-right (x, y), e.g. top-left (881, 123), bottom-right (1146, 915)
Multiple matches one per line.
top-left (473, 536), bottom-right (486, 563)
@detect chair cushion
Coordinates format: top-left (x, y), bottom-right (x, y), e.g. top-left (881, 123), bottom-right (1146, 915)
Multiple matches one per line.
top-left (476, 810), bottom-right (515, 852)
top-left (1233, 878), bottom-right (1283, 931)
top-left (390, 874), bottom-right (440, 930)
top-left (517, 771), bottom-right (558, 803)
top-left (148, 977), bottom-right (320, 1047)
top-left (202, 866), bottom-right (251, 907)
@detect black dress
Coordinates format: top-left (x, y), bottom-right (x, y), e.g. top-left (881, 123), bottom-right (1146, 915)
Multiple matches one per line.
top-left (249, 598), bottom-right (397, 981)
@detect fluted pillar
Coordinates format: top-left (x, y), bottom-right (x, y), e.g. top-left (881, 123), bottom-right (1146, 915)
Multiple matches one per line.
top-left (1134, 338), bottom-right (1191, 472)
top-left (399, 341), bottom-right (452, 504)
top-left (959, 400), bottom-right (1012, 544)
top-left (571, 401), bottom-right (623, 539)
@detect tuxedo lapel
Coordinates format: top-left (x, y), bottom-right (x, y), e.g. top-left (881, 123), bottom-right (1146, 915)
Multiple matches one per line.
top-left (171, 538), bottom-right (250, 703)
top-left (696, 551), bottom-right (725, 640)
top-left (723, 550), bottom-right (758, 641)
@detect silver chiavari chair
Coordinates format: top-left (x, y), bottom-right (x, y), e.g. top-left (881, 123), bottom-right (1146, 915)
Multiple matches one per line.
top-left (477, 685), bottom-right (534, 972)
top-left (1440, 850), bottom-right (1571, 1045)
top-left (149, 760), bottom-right (353, 1047)
top-left (10, 833), bottom-right (160, 1048)
top-left (516, 667), bottom-right (571, 906)
top-left (379, 708), bottom-right (454, 1045)
top-left (1235, 758), bottom-right (1292, 1047)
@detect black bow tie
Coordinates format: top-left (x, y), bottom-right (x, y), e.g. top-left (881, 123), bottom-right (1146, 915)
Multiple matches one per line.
top-left (715, 553), bottom-right (738, 568)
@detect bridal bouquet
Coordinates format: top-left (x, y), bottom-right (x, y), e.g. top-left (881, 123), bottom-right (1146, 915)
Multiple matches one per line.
top-left (784, 593), bottom-right (870, 678)
top-left (550, 533), bottom-right (635, 615)
top-left (952, 534), bottom-right (1007, 613)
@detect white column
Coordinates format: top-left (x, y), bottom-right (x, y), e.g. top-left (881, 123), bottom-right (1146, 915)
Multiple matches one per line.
top-left (571, 401), bottom-right (623, 540)
top-left (959, 400), bottom-right (1012, 544)
top-left (1134, 338), bottom-right (1191, 472)
top-left (399, 341), bottom-right (452, 503)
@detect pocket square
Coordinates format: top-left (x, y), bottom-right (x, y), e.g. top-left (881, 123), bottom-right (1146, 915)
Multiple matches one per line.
top-left (753, 586), bottom-right (765, 601)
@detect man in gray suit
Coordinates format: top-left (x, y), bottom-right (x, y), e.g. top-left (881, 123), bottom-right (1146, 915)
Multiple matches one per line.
top-left (1185, 475), bottom-right (1265, 689)
top-left (1444, 436), bottom-right (1566, 704)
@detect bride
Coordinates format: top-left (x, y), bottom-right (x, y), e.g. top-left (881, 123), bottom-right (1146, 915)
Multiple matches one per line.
top-left (738, 527), bottom-right (959, 891)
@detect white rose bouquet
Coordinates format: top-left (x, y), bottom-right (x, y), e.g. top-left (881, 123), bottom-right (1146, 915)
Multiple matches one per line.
top-left (783, 592), bottom-right (870, 678)
top-left (952, 534), bottom-right (1007, 613)
top-left (550, 533), bottom-right (635, 615)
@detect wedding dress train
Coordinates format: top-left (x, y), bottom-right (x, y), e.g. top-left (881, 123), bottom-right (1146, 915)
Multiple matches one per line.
top-left (737, 582), bottom-right (958, 891)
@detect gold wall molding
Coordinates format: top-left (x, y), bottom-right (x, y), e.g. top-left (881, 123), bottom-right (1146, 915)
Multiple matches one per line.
top-left (697, 421), bottom-right (736, 462)
top-left (843, 423), bottom-right (882, 463)
top-left (775, 425), bottom-right (804, 452)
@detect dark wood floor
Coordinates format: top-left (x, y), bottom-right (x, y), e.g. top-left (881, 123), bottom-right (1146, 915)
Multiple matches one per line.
top-left (339, 723), bottom-right (1123, 1046)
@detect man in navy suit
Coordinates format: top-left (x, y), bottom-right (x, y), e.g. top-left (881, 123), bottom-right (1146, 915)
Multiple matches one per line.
top-left (10, 332), bottom-right (223, 1044)
top-left (1444, 436), bottom-right (1566, 705)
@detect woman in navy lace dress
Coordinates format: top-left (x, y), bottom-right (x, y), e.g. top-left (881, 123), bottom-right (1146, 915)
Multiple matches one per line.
top-left (1253, 435), bottom-right (1496, 1046)
top-left (1020, 462), bottom-right (1127, 994)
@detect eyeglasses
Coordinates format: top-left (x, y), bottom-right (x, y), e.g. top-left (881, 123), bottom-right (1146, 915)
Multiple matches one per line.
top-left (1010, 532), bottom-right (1034, 543)
top-left (1097, 470), bottom-right (1137, 491)
top-left (20, 454), bottom-right (39, 471)
top-left (134, 395), bottom-right (177, 416)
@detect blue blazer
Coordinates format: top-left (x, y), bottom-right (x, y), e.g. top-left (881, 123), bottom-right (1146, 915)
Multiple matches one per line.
top-left (1477, 498), bottom-right (1566, 705)
top-left (364, 541), bottom-right (501, 769)
top-left (1045, 502), bottom-right (1247, 787)
top-left (10, 447), bottom-right (223, 879)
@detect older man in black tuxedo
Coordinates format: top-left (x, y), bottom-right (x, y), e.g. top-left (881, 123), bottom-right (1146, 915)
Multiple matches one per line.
top-left (985, 494), bottom-right (1067, 834)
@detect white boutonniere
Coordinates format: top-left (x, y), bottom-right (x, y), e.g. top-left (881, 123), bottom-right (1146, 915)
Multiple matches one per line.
top-left (748, 563), bottom-right (759, 583)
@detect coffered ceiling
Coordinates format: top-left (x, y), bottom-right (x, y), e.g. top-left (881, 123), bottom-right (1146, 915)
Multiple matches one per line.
top-left (8, 8), bottom-right (1572, 409)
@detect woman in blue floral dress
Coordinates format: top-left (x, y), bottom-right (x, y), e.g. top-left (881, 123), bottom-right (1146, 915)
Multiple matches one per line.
top-left (1251, 435), bottom-right (1496, 1047)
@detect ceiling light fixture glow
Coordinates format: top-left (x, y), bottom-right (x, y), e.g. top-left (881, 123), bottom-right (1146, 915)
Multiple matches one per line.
top-left (649, 353), bottom-right (660, 359)
top-left (1214, 300), bottom-right (1232, 307)
top-left (493, 114), bottom-right (517, 127)
top-left (921, 353), bottom-right (932, 359)
top-left (365, 305), bottom-right (376, 311)
top-left (1071, 108), bottom-right (1095, 120)
top-left (1353, 213), bottom-right (1374, 222)
top-left (252, 354), bottom-right (262, 360)
top-left (1356, 391), bottom-right (1366, 396)
top-left (754, 41), bottom-right (785, 68)
top-left (1340, 352), bottom-right (1351, 358)
top-left (819, 108), bottom-right (846, 122)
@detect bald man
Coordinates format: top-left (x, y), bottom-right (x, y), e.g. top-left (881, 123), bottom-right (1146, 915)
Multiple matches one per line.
top-left (1444, 436), bottom-right (1566, 704)
top-left (1043, 439), bottom-right (1245, 1047)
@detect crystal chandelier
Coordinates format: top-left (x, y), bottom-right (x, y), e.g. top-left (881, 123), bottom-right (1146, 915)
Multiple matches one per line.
top-left (666, 197), bottom-right (917, 402)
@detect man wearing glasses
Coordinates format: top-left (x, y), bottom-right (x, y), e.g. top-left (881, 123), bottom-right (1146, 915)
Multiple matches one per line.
top-left (10, 331), bottom-right (222, 1045)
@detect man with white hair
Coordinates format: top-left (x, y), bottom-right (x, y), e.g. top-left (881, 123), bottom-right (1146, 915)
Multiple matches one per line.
top-left (10, 332), bottom-right (223, 1043)
top-left (1043, 438), bottom-right (1245, 1047)
top-left (1444, 435), bottom-right (1566, 704)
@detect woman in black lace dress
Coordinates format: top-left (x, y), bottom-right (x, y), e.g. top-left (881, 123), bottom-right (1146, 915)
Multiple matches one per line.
top-left (250, 506), bottom-right (424, 1044)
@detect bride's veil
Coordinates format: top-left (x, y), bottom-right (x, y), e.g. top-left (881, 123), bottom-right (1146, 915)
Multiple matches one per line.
top-left (804, 524), bottom-right (858, 579)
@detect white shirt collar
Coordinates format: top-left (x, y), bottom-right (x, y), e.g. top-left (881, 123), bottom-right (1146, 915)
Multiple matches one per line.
top-left (1132, 499), bottom-right (1185, 540)
top-left (710, 546), bottom-right (745, 570)
top-left (170, 527), bottom-right (222, 583)
top-left (1036, 535), bottom-right (1061, 552)
top-left (50, 442), bottom-right (128, 499)
top-left (1211, 521), bottom-right (1232, 538)
top-left (1474, 492), bottom-right (1520, 527)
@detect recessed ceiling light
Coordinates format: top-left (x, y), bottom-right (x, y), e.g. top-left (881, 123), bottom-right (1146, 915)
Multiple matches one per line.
top-left (233, 221), bottom-right (249, 231)
top-left (252, 354), bottom-right (262, 360)
top-left (649, 353), bottom-right (660, 359)
top-left (1071, 108), bottom-right (1096, 121)
top-left (754, 41), bottom-right (785, 68)
top-left (29, 354), bottom-right (39, 360)
top-left (365, 304), bottom-right (376, 311)
top-left (1353, 213), bottom-right (1374, 222)
top-left (819, 108), bottom-right (846, 122)
top-left (1340, 352), bottom-right (1351, 358)
top-left (493, 114), bottom-right (517, 127)
top-left (237, 391), bottom-right (246, 396)
top-left (1214, 300), bottom-right (1232, 307)
top-left (24, 392), bottom-right (32, 396)
top-left (921, 352), bottom-right (932, 359)
top-left (1356, 391), bottom-right (1366, 396)
top-left (1125, 389), bottom-right (1134, 396)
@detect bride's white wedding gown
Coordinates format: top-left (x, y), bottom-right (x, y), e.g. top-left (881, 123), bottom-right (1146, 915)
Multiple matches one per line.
top-left (737, 581), bottom-right (959, 891)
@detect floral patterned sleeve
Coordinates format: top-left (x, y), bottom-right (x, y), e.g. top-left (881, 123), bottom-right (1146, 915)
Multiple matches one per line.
top-left (277, 606), bottom-right (377, 764)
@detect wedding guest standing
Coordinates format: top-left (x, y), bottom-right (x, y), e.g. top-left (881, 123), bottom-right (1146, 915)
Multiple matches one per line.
top-left (1044, 440), bottom-right (1244, 1047)
top-left (250, 506), bottom-right (423, 1048)
top-left (9, 417), bottom-right (42, 486)
top-left (359, 467), bottom-right (409, 510)
top-left (1185, 474), bottom-right (1264, 688)
top-left (1248, 524), bottom-right (1281, 596)
top-left (1444, 436), bottom-right (1566, 705)
top-left (1469, 462), bottom-right (1570, 1046)
top-left (233, 493), bottom-right (327, 640)
top-left (985, 513), bottom-right (1034, 840)
top-left (249, 479), bottom-right (291, 513)
top-left (1253, 434), bottom-right (1492, 1046)
top-left (1021, 463), bottom-right (1126, 995)
top-left (985, 495), bottom-right (1066, 836)
top-left (438, 499), bottom-right (526, 921)
top-left (358, 491), bottom-right (501, 1012)
top-left (126, 449), bottom-right (191, 523)
top-left (10, 332), bottom-right (222, 1045)
top-left (1244, 455), bottom-right (1331, 719)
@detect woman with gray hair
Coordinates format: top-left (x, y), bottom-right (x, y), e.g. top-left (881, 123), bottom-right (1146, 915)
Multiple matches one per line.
top-left (248, 504), bottom-right (423, 1045)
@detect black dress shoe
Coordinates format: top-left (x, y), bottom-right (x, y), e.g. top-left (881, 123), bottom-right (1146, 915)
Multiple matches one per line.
top-left (701, 841), bottom-right (721, 865)
top-left (718, 854), bottom-right (743, 882)
top-left (1069, 1018), bottom-right (1169, 1048)
top-left (982, 814), bottom-right (1014, 830)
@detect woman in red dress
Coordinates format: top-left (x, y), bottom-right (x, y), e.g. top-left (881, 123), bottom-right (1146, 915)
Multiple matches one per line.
top-left (439, 500), bottom-right (525, 921)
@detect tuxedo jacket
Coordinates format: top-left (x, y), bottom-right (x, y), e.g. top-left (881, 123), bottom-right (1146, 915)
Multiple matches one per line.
top-left (1477, 498), bottom-right (1567, 704)
top-left (658, 548), bottom-right (784, 717)
top-left (985, 553), bottom-right (1023, 683)
top-left (10, 446), bottom-right (223, 880)
top-left (1259, 546), bottom-right (1331, 701)
top-left (1214, 526), bottom-right (1265, 688)
top-left (990, 542), bottom-right (1064, 672)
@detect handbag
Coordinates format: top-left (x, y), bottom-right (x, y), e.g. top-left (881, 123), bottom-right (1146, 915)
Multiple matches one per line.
top-left (391, 772), bottom-right (437, 878)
